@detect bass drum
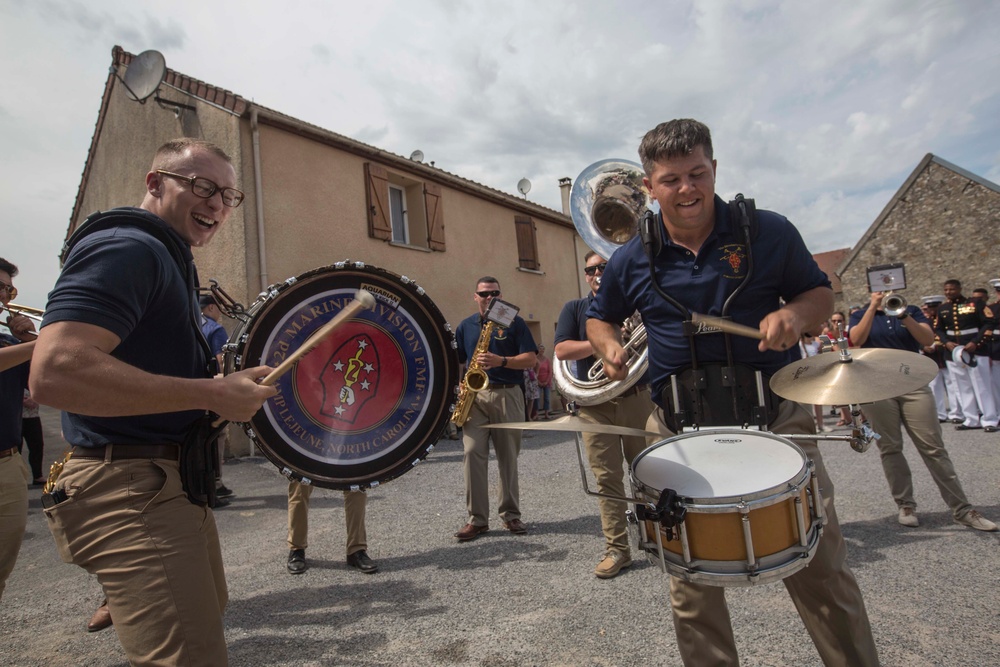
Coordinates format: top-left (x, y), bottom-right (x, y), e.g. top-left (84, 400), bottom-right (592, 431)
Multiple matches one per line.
top-left (225, 261), bottom-right (460, 490)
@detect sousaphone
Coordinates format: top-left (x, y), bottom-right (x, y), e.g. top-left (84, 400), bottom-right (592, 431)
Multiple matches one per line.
top-left (553, 159), bottom-right (652, 406)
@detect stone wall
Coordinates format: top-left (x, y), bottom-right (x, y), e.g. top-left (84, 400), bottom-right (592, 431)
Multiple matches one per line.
top-left (838, 160), bottom-right (1000, 311)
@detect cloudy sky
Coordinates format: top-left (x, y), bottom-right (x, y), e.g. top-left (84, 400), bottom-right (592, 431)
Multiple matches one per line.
top-left (2, 0), bottom-right (999, 308)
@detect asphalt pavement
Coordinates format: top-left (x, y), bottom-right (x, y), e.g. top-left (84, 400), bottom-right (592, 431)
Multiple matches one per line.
top-left (2, 405), bottom-right (998, 666)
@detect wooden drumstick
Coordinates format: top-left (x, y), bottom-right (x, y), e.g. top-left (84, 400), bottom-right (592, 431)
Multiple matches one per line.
top-left (212, 289), bottom-right (376, 427)
top-left (691, 313), bottom-right (764, 340)
top-left (261, 289), bottom-right (376, 386)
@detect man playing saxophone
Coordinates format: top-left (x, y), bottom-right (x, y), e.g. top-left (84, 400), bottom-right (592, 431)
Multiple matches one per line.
top-left (453, 277), bottom-right (537, 542)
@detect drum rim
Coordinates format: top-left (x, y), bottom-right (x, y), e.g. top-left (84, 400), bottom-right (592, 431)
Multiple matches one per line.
top-left (631, 429), bottom-right (810, 505)
top-left (226, 262), bottom-right (459, 489)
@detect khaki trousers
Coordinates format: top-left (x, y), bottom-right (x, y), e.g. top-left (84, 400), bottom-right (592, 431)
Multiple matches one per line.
top-left (579, 389), bottom-right (652, 555)
top-left (863, 386), bottom-right (971, 518)
top-left (287, 482), bottom-right (367, 555)
top-left (0, 453), bottom-right (29, 599)
top-left (649, 401), bottom-right (879, 667)
top-left (44, 455), bottom-right (228, 667)
top-left (462, 386), bottom-right (524, 526)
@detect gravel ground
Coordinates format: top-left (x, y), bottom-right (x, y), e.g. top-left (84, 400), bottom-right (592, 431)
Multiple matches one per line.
top-left (2, 406), bottom-right (999, 666)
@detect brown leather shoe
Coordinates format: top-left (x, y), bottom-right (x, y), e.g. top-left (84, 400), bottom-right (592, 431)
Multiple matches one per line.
top-left (502, 518), bottom-right (528, 535)
top-left (87, 600), bottom-right (113, 633)
top-left (454, 523), bottom-right (488, 541)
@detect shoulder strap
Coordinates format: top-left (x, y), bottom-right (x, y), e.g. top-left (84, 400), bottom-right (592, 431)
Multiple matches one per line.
top-left (728, 194), bottom-right (759, 242)
top-left (61, 208), bottom-right (188, 272)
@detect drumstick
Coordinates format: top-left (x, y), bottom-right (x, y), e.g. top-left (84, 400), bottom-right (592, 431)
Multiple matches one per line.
top-left (261, 289), bottom-right (376, 386)
top-left (212, 289), bottom-right (376, 428)
top-left (690, 313), bottom-right (764, 340)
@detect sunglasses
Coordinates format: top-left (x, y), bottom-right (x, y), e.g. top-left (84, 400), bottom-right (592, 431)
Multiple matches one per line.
top-left (476, 290), bottom-right (501, 298)
top-left (0, 281), bottom-right (16, 299)
top-left (584, 262), bottom-right (608, 276)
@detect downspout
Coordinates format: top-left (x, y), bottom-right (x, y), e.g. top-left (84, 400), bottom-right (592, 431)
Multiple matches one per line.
top-left (559, 177), bottom-right (584, 299)
top-left (251, 106), bottom-right (269, 292)
top-left (248, 106), bottom-right (268, 458)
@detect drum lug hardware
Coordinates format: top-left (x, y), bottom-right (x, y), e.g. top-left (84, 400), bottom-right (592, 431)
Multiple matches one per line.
top-left (636, 488), bottom-right (687, 540)
top-left (353, 261), bottom-right (366, 269)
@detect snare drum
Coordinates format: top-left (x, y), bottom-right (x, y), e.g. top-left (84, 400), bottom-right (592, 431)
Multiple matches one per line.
top-left (225, 261), bottom-right (460, 489)
top-left (630, 429), bottom-right (823, 586)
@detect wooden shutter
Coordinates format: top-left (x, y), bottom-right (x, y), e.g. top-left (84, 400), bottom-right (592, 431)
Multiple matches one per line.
top-left (364, 162), bottom-right (391, 240)
top-left (514, 215), bottom-right (539, 270)
top-left (425, 182), bottom-right (446, 251)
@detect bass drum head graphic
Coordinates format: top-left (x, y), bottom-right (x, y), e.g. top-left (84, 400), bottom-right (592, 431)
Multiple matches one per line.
top-left (230, 262), bottom-right (459, 489)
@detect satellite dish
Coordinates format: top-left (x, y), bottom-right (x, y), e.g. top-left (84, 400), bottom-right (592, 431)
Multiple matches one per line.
top-left (123, 50), bottom-right (167, 102)
top-left (517, 178), bottom-right (532, 197)
top-left (409, 150), bottom-right (425, 162)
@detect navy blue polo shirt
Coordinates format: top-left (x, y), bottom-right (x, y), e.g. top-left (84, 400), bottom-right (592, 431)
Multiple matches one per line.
top-left (455, 312), bottom-right (537, 385)
top-left (588, 195), bottom-right (829, 407)
top-left (0, 334), bottom-right (30, 448)
top-left (849, 305), bottom-right (928, 352)
top-left (201, 315), bottom-right (228, 356)
top-left (555, 294), bottom-right (650, 385)
top-left (41, 208), bottom-right (208, 447)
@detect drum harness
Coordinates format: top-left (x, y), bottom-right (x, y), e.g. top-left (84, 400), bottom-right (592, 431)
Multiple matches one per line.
top-left (634, 195), bottom-right (778, 535)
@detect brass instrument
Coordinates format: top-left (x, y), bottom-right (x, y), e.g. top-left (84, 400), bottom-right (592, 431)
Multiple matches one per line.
top-left (4, 303), bottom-right (44, 322)
top-left (553, 159), bottom-right (651, 406)
top-left (451, 320), bottom-right (495, 426)
top-left (883, 292), bottom-right (907, 318)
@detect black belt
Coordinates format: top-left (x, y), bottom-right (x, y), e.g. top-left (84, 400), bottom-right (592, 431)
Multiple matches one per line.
top-left (73, 444), bottom-right (181, 461)
top-left (490, 383), bottom-right (521, 389)
top-left (619, 383), bottom-right (649, 398)
top-left (0, 447), bottom-right (18, 459)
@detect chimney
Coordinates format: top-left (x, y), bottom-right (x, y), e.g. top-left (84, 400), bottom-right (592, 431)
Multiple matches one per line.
top-left (558, 177), bottom-right (572, 216)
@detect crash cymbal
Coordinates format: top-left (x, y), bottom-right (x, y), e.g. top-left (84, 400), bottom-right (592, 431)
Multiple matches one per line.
top-left (484, 415), bottom-right (660, 438)
top-left (769, 348), bottom-right (938, 405)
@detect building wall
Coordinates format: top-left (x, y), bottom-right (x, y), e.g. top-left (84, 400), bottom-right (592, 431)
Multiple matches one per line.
top-left (839, 161), bottom-right (1000, 308)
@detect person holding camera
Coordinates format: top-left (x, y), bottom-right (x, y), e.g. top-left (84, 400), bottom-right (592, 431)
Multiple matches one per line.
top-left (849, 290), bottom-right (996, 531)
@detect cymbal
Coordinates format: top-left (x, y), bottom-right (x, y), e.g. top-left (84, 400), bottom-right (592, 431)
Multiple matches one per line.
top-left (769, 348), bottom-right (938, 405)
top-left (484, 415), bottom-right (660, 438)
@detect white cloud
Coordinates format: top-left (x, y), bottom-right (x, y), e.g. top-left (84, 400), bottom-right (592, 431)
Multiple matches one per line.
top-left (1, 0), bottom-right (999, 309)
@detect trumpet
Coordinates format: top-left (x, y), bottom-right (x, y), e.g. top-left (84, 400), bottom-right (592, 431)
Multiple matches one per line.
top-left (883, 292), bottom-right (907, 318)
top-left (5, 303), bottom-right (44, 321)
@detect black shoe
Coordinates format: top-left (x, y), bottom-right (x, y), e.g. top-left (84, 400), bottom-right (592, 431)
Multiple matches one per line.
top-left (950, 418), bottom-right (964, 424)
top-left (287, 549), bottom-right (308, 574)
top-left (346, 549), bottom-right (378, 574)
top-left (955, 424), bottom-right (982, 431)
top-left (985, 426), bottom-right (998, 433)
top-left (216, 484), bottom-right (234, 499)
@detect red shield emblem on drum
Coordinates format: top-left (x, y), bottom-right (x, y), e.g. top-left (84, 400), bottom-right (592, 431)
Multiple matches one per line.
top-left (318, 335), bottom-right (380, 423)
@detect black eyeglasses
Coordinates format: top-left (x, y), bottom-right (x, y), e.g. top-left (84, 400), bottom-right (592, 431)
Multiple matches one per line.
top-left (156, 170), bottom-right (245, 208)
top-left (476, 290), bottom-right (501, 298)
top-left (584, 262), bottom-right (607, 276)
top-left (0, 281), bottom-right (17, 299)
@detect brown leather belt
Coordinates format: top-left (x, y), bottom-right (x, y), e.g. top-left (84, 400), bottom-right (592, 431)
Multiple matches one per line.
top-left (620, 383), bottom-right (649, 398)
top-left (0, 447), bottom-right (18, 459)
top-left (72, 444), bottom-right (181, 461)
top-left (490, 383), bottom-right (521, 389)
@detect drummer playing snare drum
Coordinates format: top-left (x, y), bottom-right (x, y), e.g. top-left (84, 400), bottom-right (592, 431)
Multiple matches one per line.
top-left (587, 119), bottom-right (880, 667)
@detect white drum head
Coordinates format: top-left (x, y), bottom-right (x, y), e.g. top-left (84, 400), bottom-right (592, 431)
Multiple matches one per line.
top-left (633, 430), bottom-right (806, 499)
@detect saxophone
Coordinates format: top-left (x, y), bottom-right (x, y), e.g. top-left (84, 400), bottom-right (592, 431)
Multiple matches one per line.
top-left (451, 320), bottom-right (495, 426)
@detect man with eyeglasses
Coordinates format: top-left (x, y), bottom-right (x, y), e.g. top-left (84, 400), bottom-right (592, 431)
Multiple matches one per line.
top-left (453, 277), bottom-right (537, 541)
top-left (849, 289), bottom-right (996, 531)
top-left (30, 138), bottom-right (276, 665)
top-left (554, 251), bottom-right (651, 578)
top-left (0, 257), bottom-right (37, 601)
